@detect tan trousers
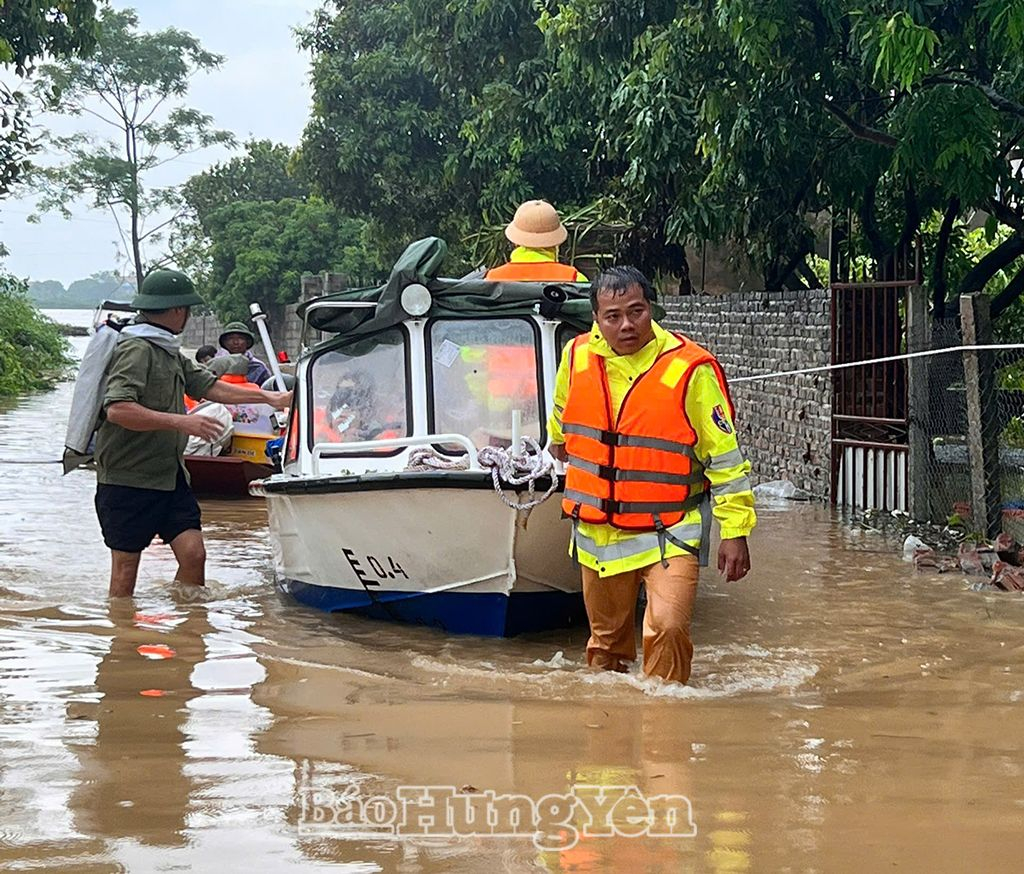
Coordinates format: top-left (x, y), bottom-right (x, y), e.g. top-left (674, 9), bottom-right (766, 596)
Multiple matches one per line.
top-left (581, 555), bottom-right (699, 684)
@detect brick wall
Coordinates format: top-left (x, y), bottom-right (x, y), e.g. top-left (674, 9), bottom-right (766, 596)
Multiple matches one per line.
top-left (661, 289), bottom-right (832, 497)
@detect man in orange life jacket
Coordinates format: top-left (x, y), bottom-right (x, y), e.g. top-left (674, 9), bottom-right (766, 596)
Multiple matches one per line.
top-left (484, 200), bottom-right (588, 282)
top-left (548, 266), bottom-right (756, 685)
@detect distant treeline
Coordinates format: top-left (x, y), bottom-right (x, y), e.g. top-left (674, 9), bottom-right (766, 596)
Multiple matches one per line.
top-left (28, 271), bottom-right (135, 309)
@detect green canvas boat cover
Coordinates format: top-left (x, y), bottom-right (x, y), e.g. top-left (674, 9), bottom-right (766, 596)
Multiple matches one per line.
top-left (298, 237), bottom-right (597, 341)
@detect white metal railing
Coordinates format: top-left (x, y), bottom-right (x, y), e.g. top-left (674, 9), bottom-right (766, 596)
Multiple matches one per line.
top-left (300, 299), bottom-right (379, 352)
top-left (310, 434), bottom-right (481, 475)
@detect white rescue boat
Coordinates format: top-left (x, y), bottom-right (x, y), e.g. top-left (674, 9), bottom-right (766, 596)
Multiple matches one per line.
top-left (252, 238), bottom-right (592, 636)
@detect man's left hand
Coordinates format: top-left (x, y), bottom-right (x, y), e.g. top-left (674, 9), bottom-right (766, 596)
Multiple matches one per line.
top-left (718, 537), bottom-right (751, 582)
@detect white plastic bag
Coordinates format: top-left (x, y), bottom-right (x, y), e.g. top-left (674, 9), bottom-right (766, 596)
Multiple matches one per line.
top-left (184, 402), bottom-right (234, 457)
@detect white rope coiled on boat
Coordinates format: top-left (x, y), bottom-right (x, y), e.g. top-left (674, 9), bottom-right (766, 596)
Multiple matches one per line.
top-left (406, 438), bottom-right (559, 511)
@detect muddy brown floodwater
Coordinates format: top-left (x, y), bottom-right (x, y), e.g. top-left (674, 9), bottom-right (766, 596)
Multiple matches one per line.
top-left (1, 323), bottom-right (1023, 872)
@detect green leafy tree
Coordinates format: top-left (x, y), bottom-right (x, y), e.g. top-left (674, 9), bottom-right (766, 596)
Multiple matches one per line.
top-left (544, 0), bottom-right (1024, 305)
top-left (199, 197), bottom-right (381, 323)
top-left (30, 6), bottom-right (233, 285)
top-left (0, 272), bottom-right (71, 396)
top-left (298, 0), bottom-right (600, 270)
top-left (0, 0), bottom-right (101, 195)
top-left (26, 278), bottom-right (66, 306)
top-left (173, 140), bottom-right (380, 320)
top-left (172, 139), bottom-right (305, 278)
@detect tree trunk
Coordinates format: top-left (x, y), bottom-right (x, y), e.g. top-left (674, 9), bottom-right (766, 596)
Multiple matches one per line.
top-left (126, 123), bottom-right (144, 284)
top-left (859, 181), bottom-right (888, 261)
top-left (931, 197), bottom-right (960, 318)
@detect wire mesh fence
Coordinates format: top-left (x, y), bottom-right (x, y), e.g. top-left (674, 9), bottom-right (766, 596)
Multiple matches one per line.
top-left (918, 304), bottom-right (1024, 540)
top-left (921, 319), bottom-right (968, 525)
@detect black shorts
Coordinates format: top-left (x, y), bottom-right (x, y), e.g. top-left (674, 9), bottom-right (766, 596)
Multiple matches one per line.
top-left (95, 469), bottom-right (202, 553)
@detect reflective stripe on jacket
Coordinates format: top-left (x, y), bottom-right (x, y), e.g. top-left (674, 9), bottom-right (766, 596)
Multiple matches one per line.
top-left (560, 332), bottom-right (731, 533)
top-left (548, 321), bottom-right (756, 576)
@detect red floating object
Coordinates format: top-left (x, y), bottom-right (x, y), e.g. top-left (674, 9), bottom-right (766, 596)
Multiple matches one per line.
top-left (137, 644), bottom-right (176, 660)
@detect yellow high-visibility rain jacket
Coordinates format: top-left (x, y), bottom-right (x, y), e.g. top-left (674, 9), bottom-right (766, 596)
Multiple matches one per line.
top-left (548, 321), bottom-right (756, 577)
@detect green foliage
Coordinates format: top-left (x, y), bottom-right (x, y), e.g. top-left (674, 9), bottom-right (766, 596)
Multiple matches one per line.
top-left (182, 140), bottom-right (304, 225)
top-left (199, 198), bottom-right (383, 323)
top-left (0, 273), bottom-right (71, 396)
top-left (30, 7), bottom-right (233, 283)
top-left (298, 0), bottom-right (599, 271)
top-left (174, 139), bottom-right (382, 322)
top-left (295, 0), bottom-right (1024, 300)
top-left (545, 0), bottom-right (1024, 293)
top-left (26, 271), bottom-right (131, 308)
top-left (0, 0), bottom-right (101, 195)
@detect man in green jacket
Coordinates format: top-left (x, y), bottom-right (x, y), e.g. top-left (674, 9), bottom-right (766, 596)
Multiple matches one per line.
top-left (95, 270), bottom-right (291, 597)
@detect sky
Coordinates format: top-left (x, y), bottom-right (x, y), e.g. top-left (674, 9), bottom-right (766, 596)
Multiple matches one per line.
top-left (0, 0), bottom-right (321, 285)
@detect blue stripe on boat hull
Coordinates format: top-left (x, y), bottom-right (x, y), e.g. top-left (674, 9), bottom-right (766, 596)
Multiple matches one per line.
top-left (280, 578), bottom-right (586, 637)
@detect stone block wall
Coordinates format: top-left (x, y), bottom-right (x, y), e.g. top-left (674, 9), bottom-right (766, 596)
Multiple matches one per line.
top-left (661, 288), bottom-right (832, 497)
top-left (181, 304), bottom-right (304, 360)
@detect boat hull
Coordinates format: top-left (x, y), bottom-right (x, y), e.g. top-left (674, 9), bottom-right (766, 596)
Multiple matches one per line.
top-left (261, 472), bottom-right (584, 636)
top-left (185, 455), bottom-right (274, 499)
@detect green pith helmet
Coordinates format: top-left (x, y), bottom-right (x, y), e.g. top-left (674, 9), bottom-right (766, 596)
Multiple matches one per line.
top-left (218, 321), bottom-right (256, 350)
top-left (207, 353), bottom-right (250, 377)
top-left (131, 269), bottom-right (204, 311)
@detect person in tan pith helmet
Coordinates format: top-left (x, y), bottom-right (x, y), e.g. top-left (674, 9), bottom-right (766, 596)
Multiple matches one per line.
top-left (484, 199), bottom-right (588, 281)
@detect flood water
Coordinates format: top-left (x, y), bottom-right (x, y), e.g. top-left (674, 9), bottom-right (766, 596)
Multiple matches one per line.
top-left (1, 313), bottom-right (1022, 871)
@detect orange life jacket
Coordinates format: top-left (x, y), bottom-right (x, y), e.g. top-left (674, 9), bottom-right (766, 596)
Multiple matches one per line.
top-left (484, 261), bottom-right (580, 282)
top-left (218, 373), bottom-right (261, 391)
top-left (185, 373), bottom-right (262, 411)
top-left (560, 333), bottom-right (732, 531)
top-left (486, 346), bottom-right (538, 398)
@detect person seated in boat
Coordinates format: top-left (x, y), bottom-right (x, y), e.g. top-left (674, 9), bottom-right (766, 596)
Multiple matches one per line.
top-left (195, 344), bottom-right (217, 365)
top-left (216, 321), bottom-right (272, 387)
top-left (314, 372), bottom-right (403, 444)
top-left (184, 353), bottom-right (261, 411)
top-left (458, 344), bottom-right (539, 447)
top-left (484, 200), bottom-right (587, 282)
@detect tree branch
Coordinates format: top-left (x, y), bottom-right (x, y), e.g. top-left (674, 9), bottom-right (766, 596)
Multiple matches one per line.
top-left (925, 73), bottom-right (1024, 120)
top-left (78, 105), bottom-right (123, 130)
top-left (991, 265), bottom-right (1024, 319)
top-left (136, 92), bottom-right (169, 129)
top-left (822, 98), bottom-right (898, 148)
top-left (138, 209), bottom-right (184, 242)
top-left (931, 196), bottom-right (960, 318)
top-left (896, 184), bottom-right (921, 252)
top-left (959, 233), bottom-right (1024, 295)
top-left (987, 197), bottom-right (1024, 234)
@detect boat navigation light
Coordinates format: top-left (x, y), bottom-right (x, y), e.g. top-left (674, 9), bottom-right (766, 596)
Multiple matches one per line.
top-left (400, 283), bottom-right (432, 317)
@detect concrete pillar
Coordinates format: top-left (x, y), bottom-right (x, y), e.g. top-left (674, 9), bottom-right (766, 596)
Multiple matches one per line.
top-left (960, 293), bottom-right (1002, 537)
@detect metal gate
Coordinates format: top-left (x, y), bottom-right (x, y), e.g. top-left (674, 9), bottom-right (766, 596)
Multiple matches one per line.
top-left (831, 281), bottom-right (911, 511)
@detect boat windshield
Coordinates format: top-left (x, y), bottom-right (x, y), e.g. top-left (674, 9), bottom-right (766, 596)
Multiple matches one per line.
top-left (429, 318), bottom-right (542, 450)
top-left (309, 329), bottom-right (408, 447)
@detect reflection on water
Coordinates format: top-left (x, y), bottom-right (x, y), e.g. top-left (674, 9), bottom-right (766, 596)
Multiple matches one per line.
top-left (2, 336), bottom-right (1024, 870)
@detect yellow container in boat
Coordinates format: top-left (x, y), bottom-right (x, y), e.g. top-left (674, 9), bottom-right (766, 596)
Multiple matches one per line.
top-left (228, 433), bottom-right (275, 462)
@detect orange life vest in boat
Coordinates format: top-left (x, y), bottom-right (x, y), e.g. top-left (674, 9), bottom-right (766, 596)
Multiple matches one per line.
top-left (185, 373), bottom-right (262, 409)
top-left (218, 373), bottom-right (261, 391)
top-left (484, 261), bottom-right (580, 282)
top-left (486, 346), bottom-right (538, 398)
top-left (560, 332), bottom-right (732, 531)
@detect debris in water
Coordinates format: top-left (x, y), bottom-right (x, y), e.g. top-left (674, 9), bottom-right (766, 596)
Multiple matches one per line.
top-left (137, 644), bottom-right (176, 660)
top-left (991, 561), bottom-right (1024, 592)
